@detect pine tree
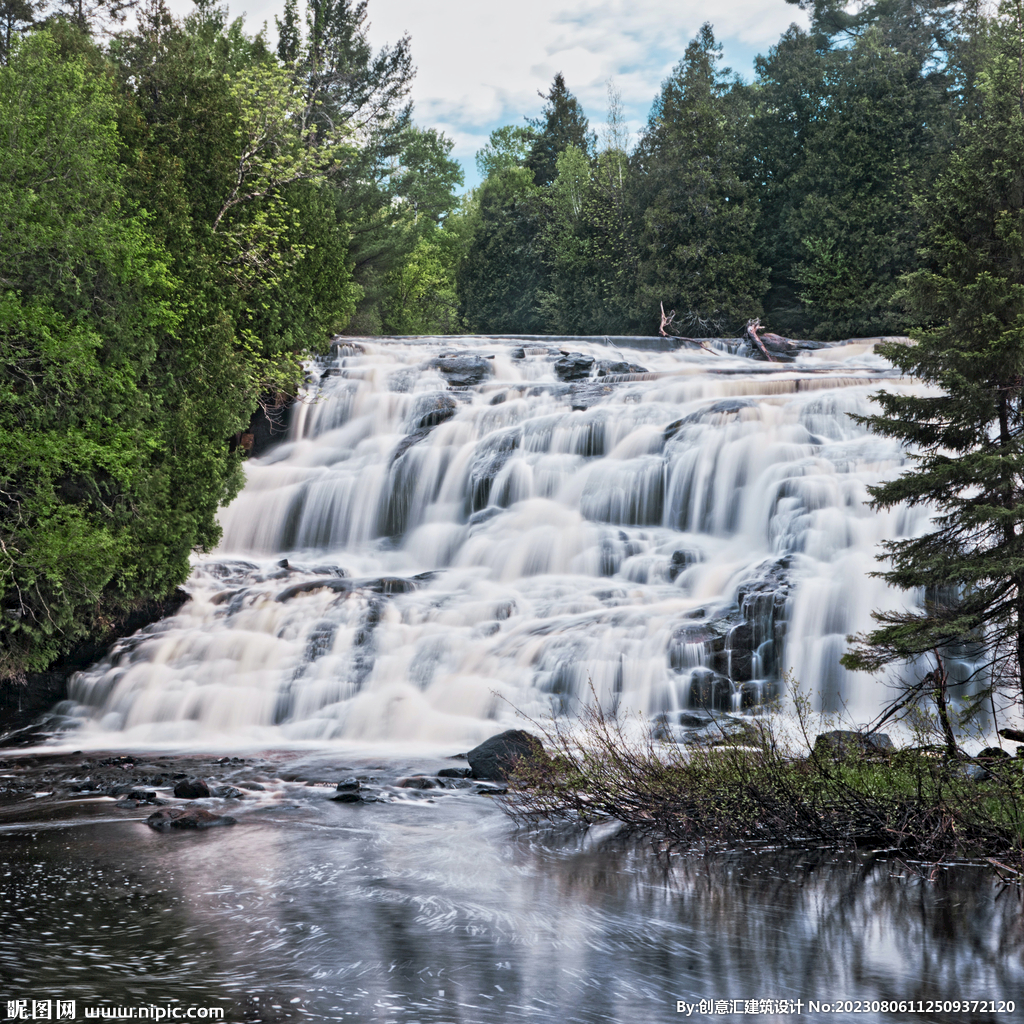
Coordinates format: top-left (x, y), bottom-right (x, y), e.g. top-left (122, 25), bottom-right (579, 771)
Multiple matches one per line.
top-left (632, 23), bottom-right (765, 335)
top-left (844, 1), bottom-right (1024, 713)
top-left (525, 72), bottom-right (595, 187)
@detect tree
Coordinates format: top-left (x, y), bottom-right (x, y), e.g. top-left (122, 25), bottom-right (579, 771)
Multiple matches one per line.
top-left (632, 23), bottom-right (766, 335)
top-left (0, 0), bottom-right (42, 65)
top-left (525, 72), bottom-right (595, 187)
top-left (476, 124), bottom-right (532, 179)
top-left (843, 1), bottom-right (1024, 719)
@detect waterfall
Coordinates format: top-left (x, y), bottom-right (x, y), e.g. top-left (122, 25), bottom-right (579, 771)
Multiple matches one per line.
top-left (66, 335), bottom-right (934, 746)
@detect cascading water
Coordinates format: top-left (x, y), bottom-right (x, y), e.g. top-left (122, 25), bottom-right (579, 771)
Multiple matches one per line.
top-left (66, 335), bottom-right (936, 746)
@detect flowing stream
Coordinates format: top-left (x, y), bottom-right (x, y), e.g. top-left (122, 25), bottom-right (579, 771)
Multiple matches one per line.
top-left (65, 334), bottom-right (935, 744)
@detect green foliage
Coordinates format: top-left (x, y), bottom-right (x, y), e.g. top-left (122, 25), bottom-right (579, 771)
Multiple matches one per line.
top-left (458, 167), bottom-right (548, 334)
top-left (844, 3), bottom-right (1024, 707)
top-left (525, 72), bottom-right (595, 187)
top-left (632, 24), bottom-right (766, 335)
top-left (475, 124), bottom-right (532, 179)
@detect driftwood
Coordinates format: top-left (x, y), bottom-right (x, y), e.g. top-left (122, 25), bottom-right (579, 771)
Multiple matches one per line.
top-left (744, 318), bottom-right (776, 362)
top-left (658, 302), bottom-right (676, 337)
top-left (658, 303), bottom-right (720, 355)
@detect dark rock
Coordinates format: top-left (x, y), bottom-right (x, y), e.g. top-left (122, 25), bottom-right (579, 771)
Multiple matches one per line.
top-left (998, 727), bottom-right (1024, 743)
top-left (437, 767), bottom-right (472, 779)
top-left (416, 393), bottom-right (458, 429)
top-left (466, 729), bottom-right (545, 781)
top-left (679, 712), bottom-right (713, 728)
top-left (396, 776), bottom-right (442, 790)
top-left (510, 347), bottom-right (526, 359)
top-left (239, 781), bottom-right (266, 791)
top-left (330, 791), bottom-right (362, 803)
top-left (595, 360), bottom-right (647, 376)
top-left (813, 731), bottom-right (893, 759)
top-left (977, 746), bottom-right (1012, 760)
top-left (430, 354), bottom-right (494, 388)
top-left (146, 807), bottom-right (236, 830)
top-left (173, 778), bottom-right (210, 799)
top-left (129, 789), bottom-right (157, 802)
top-left (242, 390), bottom-right (293, 458)
top-left (554, 353), bottom-right (595, 382)
top-left (335, 779), bottom-right (360, 792)
top-left (211, 786), bottom-right (245, 800)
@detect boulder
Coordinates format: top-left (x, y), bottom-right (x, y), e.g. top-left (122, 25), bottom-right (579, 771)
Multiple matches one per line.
top-left (437, 767), bottom-right (472, 779)
top-left (146, 807), bottom-right (235, 830)
top-left (173, 778), bottom-right (210, 799)
top-left (554, 353), bottom-right (595, 382)
top-left (396, 776), bottom-right (442, 790)
top-left (430, 355), bottom-right (493, 387)
top-left (466, 729), bottom-right (545, 781)
top-left (813, 731), bottom-right (893, 759)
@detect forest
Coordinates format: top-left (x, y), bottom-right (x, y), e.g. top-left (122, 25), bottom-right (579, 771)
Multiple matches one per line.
top-left (1, 0), bottom-right (1023, 685)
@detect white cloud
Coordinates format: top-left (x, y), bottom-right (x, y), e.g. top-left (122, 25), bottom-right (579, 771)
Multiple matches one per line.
top-left (164, 0), bottom-right (808, 186)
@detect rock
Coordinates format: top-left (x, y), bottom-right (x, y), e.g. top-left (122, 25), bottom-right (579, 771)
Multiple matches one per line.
top-left (998, 727), bottom-right (1024, 743)
top-left (430, 354), bottom-right (493, 387)
top-left (239, 781), bottom-right (266, 791)
top-left (129, 789), bottom-right (157, 802)
top-left (330, 791), bottom-right (362, 803)
top-left (813, 731), bottom-right (893, 759)
top-left (211, 786), bottom-right (245, 800)
top-left (396, 776), bottom-right (442, 790)
top-left (173, 778), bottom-right (210, 799)
top-left (554, 353), bottom-right (595, 382)
top-left (466, 729), bottom-right (545, 781)
top-left (437, 767), bottom-right (472, 779)
top-left (978, 746), bottom-right (1012, 760)
top-left (146, 807), bottom-right (236, 830)
top-left (595, 360), bottom-right (647, 376)
top-left (335, 778), bottom-right (360, 792)
top-left (416, 392), bottom-right (458, 429)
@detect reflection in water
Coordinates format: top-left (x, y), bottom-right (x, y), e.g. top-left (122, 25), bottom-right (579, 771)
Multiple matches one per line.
top-left (0, 778), bottom-right (1020, 1024)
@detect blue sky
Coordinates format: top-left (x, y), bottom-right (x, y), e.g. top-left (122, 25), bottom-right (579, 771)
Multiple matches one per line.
top-left (167, 0), bottom-right (810, 190)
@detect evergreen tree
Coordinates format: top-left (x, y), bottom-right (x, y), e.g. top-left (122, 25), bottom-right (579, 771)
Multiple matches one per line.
top-left (844, 1), bottom-right (1024, 711)
top-left (632, 24), bottom-right (765, 336)
top-left (525, 72), bottom-right (595, 187)
top-left (275, 0), bottom-right (301, 63)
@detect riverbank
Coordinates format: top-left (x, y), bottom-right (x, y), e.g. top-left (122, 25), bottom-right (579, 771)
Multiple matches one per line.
top-left (503, 707), bottom-right (1024, 879)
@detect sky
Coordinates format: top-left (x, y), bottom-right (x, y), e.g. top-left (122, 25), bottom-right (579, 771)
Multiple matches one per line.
top-left (167, 0), bottom-right (811, 189)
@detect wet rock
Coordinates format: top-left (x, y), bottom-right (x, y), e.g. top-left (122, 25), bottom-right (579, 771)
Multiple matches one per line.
top-left (396, 776), bottom-right (442, 790)
top-left (813, 731), bottom-right (893, 759)
top-left (595, 359), bottom-right (647, 376)
top-left (330, 792), bottom-right (362, 803)
top-left (416, 392), bottom-right (458, 429)
top-left (430, 354), bottom-right (494, 388)
top-left (554, 353), bottom-right (595, 381)
top-left (668, 549), bottom-right (701, 582)
top-left (146, 807), bottom-right (236, 830)
top-left (436, 767), bottom-right (472, 779)
top-left (466, 729), bottom-right (545, 781)
top-left (239, 781), bottom-right (266, 791)
top-left (129, 789), bottom-right (157, 802)
top-left (173, 778), bottom-right (210, 799)
top-left (335, 779), bottom-right (360, 792)
top-left (978, 746), bottom-right (1012, 760)
top-left (211, 786), bottom-right (245, 800)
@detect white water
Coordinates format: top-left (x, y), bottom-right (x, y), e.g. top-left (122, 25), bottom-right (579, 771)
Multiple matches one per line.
top-left (67, 335), bottom-right (934, 747)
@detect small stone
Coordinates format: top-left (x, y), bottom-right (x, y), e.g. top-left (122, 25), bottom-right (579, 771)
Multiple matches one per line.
top-left (330, 791), bottom-right (362, 803)
top-left (396, 776), bottom-right (442, 790)
top-left (146, 807), bottom-right (235, 830)
top-left (173, 778), bottom-right (210, 799)
top-left (239, 781), bottom-right (266, 791)
top-left (335, 779), bottom-right (360, 792)
top-left (436, 767), bottom-right (472, 779)
top-left (211, 786), bottom-right (245, 800)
